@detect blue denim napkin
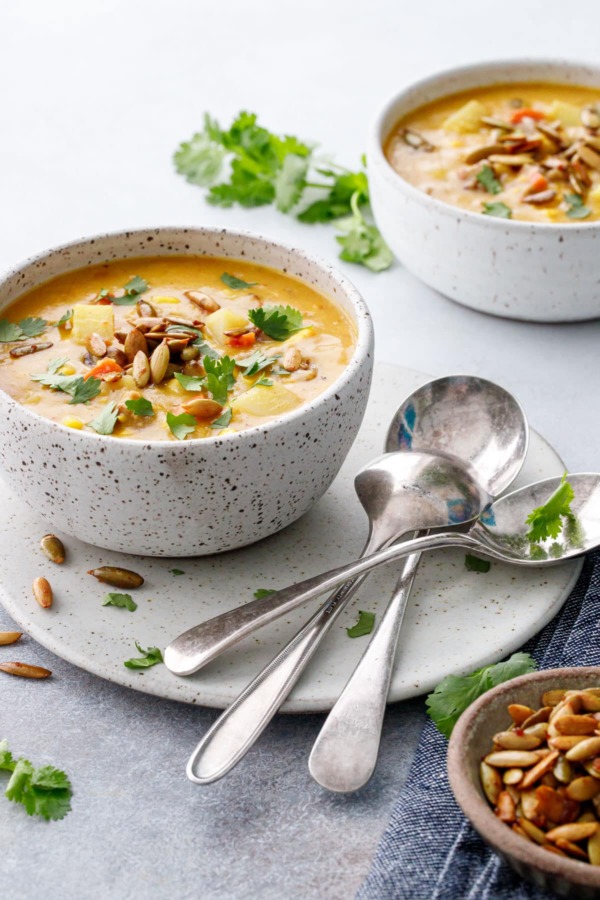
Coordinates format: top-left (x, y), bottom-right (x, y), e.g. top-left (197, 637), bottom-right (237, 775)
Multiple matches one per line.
top-left (359, 553), bottom-right (600, 900)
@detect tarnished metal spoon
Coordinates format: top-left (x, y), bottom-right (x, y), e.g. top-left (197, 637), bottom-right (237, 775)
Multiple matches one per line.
top-left (184, 450), bottom-right (490, 784)
top-left (309, 376), bottom-right (528, 792)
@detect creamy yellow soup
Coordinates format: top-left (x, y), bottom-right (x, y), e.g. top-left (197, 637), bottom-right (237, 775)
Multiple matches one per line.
top-left (0, 257), bottom-right (357, 440)
top-left (386, 83), bottom-right (600, 223)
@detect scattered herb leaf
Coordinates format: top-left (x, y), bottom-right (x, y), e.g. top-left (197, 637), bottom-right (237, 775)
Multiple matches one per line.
top-left (31, 363), bottom-right (102, 405)
top-left (0, 317), bottom-right (48, 342)
top-left (123, 642), bottom-right (164, 670)
top-left (565, 193), bottom-right (592, 220)
top-left (248, 305), bottom-right (303, 341)
top-left (220, 273), bottom-right (258, 290)
top-left (526, 473), bottom-right (575, 543)
top-left (18, 317), bottom-right (48, 338)
top-left (203, 355), bottom-right (236, 404)
top-left (346, 609), bottom-right (376, 638)
top-left (255, 376), bottom-right (273, 386)
top-left (210, 407), bottom-right (233, 429)
top-left (170, 569), bottom-right (185, 576)
top-left (166, 411), bottom-right (197, 440)
top-left (335, 191), bottom-right (393, 272)
top-left (174, 373), bottom-right (205, 392)
top-left (0, 739), bottom-right (72, 821)
top-left (111, 276), bottom-right (149, 306)
top-left (125, 397), bottom-right (155, 417)
top-left (88, 402), bottom-right (119, 435)
top-left (425, 652), bottom-right (537, 738)
top-left (0, 320), bottom-right (25, 342)
top-left (102, 593), bottom-right (137, 612)
top-left (253, 588), bottom-right (275, 599)
top-left (68, 377), bottom-right (102, 405)
top-left (477, 165), bottom-right (502, 195)
top-left (482, 201), bottom-right (512, 219)
top-left (56, 309), bottom-right (73, 327)
top-left (237, 350), bottom-right (280, 377)
top-left (464, 554), bottom-right (491, 573)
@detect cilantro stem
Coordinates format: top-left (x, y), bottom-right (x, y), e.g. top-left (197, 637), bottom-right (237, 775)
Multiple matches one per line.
top-left (304, 181), bottom-right (335, 190)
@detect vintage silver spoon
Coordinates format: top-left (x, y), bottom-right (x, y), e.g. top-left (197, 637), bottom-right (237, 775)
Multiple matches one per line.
top-left (183, 450), bottom-right (490, 784)
top-left (186, 472), bottom-right (598, 783)
top-left (309, 375), bottom-right (528, 792)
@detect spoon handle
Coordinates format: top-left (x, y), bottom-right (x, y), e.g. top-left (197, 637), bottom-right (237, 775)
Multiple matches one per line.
top-left (165, 531), bottom-right (481, 676)
top-left (187, 570), bottom-right (372, 784)
top-left (309, 550), bottom-right (421, 793)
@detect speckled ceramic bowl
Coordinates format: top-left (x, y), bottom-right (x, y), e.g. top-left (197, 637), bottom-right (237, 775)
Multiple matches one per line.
top-left (0, 227), bottom-right (373, 556)
top-left (448, 666), bottom-right (600, 899)
top-left (368, 59), bottom-right (600, 322)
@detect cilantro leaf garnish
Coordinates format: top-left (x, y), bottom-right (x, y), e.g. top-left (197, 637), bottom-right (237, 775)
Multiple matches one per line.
top-left (68, 377), bottom-right (102, 405)
top-left (237, 350), bottom-right (280, 377)
top-left (482, 201), bottom-right (512, 219)
top-left (31, 361), bottom-right (102, 405)
top-left (426, 652), bottom-right (536, 738)
top-left (174, 373), bottom-right (205, 392)
top-left (166, 411), bottom-right (197, 440)
top-left (56, 309), bottom-right (73, 327)
top-left (111, 276), bottom-right (149, 306)
top-left (173, 111), bottom-right (390, 272)
top-left (565, 193), bottom-right (592, 220)
top-left (464, 554), bottom-right (491, 573)
top-left (191, 338), bottom-right (221, 360)
top-left (203, 355), bottom-right (236, 403)
top-left (346, 609), bottom-right (376, 638)
top-left (88, 402), bottom-right (119, 435)
top-left (335, 191), bottom-right (393, 272)
top-left (476, 165), bottom-right (502, 195)
top-left (0, 317), bottom-right (48, 342)
top-left (248, 305), bottom-right (303, 341)
top-left (255, 376), bottom-right (273, 386)
top-left (220, 273), bottom-right (258, 290)
top-left (525, 473), bottom-right (575, 543)
top-left (0, 739), bottom-right (73, 821)
top-left (170, 569), bottom-right (185, 576)
top-left (124, 642), bottom-right (164, 669)
top-left (253, 588), bottom-right (275, 599)
top-left (125, 397), bottom-right (155, 417)
top-left (102, 592), bottom-right (137, 611)
top-left (210, 407), bottom-right (233, 429)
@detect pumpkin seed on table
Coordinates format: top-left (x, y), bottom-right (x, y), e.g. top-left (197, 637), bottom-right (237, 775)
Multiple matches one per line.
top-left (0, 632), bottom-right (22, 645)
top-left (0, 661), bottom-right (51, 679)
top-left (87, 566), bottom-right (144, 589)
top-left (40, 533), bottom-right (66, 564)
top-left (32, 577), bottom-right (53, 609)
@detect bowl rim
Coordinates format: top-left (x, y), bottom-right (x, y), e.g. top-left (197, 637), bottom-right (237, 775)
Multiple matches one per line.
top-left (368, 56), bottom-right (600, 233)
top-left (0, 225), bottom-right (373, 448)
top-left (448, 665), bottom-right (600, 887)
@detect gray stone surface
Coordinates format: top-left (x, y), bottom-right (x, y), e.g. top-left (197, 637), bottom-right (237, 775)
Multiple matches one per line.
top-left (0, 601), bottom-right (424, 900)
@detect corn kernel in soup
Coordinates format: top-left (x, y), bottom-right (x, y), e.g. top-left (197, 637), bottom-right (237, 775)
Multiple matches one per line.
top-left (0, 257), bottom-right (357, 441)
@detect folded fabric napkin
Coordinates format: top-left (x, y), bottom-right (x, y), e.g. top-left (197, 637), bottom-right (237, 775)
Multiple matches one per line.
top-left (359, 552), bottom-right (600, 900)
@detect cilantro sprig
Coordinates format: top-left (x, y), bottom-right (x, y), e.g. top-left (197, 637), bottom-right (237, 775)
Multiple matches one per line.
top-left (335, 191), bottom-right (393, 272)
top-left (203, 355), bottom-right (236, 403)
top-left (482, 201), bottom-right (512, 219)
top-left (31, 359), bottom-right (102, 405)
top-left (102, 593), bottom-right (137, 611)
top-left (0, 317), bottom-right (47, 343)
top-left (476, 165), bottom-right (502, 195)
top-left (0, 739), bottom-right (72, 821)
top-left (565, 193), bottom-right (592, 220)
top-left (173, 111), bottom-right (392, 272)
top-left (526, 473), bottom-right (575, 544)
top-left (110, 276), bottom-right (149, 306)
top-left (426, 653), bottom-right (537, 738)
top-left (248, 305), bottom-right (303, 341)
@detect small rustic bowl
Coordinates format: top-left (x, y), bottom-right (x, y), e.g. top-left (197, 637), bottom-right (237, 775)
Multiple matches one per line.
top-left (368, 59), bottom-right (600, 322)
top-left (448, 666), bottom-right (600, 899)
top-left (0, 227), bottom-right (373, 556)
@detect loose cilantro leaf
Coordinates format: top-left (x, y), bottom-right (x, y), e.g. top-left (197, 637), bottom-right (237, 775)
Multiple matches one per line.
top-left (346, 610), bottom-right (376, 638)
top-left (255, 376), bottom-right (273, 386)
top-left (56, 309), bottom-right (73, 327)
top-left (0, 320), bottom-right (25, 342)
top-left (565, 193), bottom-right (592, 220)
top-left (237, 350), bottom-right (280, 377)
top-left (174, 373), bottom-right (205, 392)
top-left (426, 652), bottom-right (537, 738)
top-left (68, 377), bottom-right (102, 405)
top-left (166, 411), bottom-right (197, 440)
top-left (174, 131), bottom-right (227, 186)
top-left (299, 170), bottom-right (370, 223)
top-left (191, 337), bottom-right (221, 360)
top-left (210, 407), bottom-right (233, 429)
top-left (248, 305), bottom-right (303, 341)
top-left (482, 201), bottom-right (512, 219)
top-left (220, 273), bottom-right (258, 290)
top-left (203, 355), bottom-right (236, 404)
top-left (102, 592), bottom-right (137, 611)
top-left (31, 362), bottom-right (102, 405)
top-left (335, 191), bottom-right (393, 272)
top-left (0, 740), bottom-right (73, 821)
top-left (476, 165), bottom-right (502, 195)
top-left (464, 554), bottom-right (491, 573)
top-left (170, 569), bottom-right (185, 576)
top-left (111, 276), bottom-right (149, 306)
top-left (125, 397), bottom-right (155, 417)
top-left (47, 357), bottom-right (70, 374)
top-left (275, 154), bottom-right (309, 212)
top-left (18, 317), bottom-right (48, 338)
top-left (253, 588), bottom-right (275, 599)
top-left (124, 642), bottom-right (164, 669)
top-left (88, 402), bottom-right (119, 435)
top-left (526, 473), bottom-right (575, 543)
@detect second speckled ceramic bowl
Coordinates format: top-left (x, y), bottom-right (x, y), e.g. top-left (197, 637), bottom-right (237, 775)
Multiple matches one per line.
top-left (368, 59), bottom-right (600, 322)
top-left (0, 227), bottom-right (373, 556)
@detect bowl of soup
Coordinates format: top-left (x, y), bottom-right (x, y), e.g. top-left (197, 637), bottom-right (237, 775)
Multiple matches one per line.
top-left (0, 227), bottom-right (373, 556)
top-left (367, 59), bottom-right (600, 322)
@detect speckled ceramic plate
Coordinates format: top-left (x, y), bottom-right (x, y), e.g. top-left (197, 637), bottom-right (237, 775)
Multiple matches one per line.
top-left (0, 363), bottom-right (582, 712)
